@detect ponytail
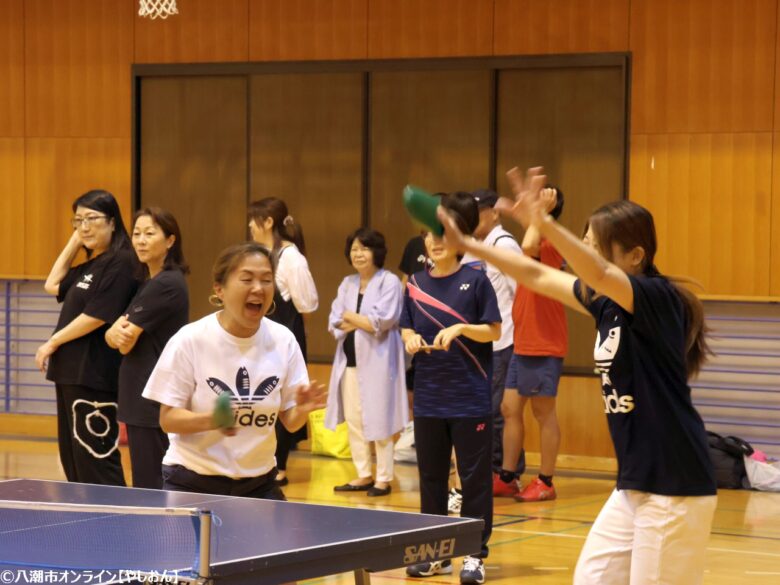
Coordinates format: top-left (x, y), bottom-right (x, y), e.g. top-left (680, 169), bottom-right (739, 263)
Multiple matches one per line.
top-left (280, 214), bottom-right (306, 257)
top-left (249, 197), bottom-right (307, 259)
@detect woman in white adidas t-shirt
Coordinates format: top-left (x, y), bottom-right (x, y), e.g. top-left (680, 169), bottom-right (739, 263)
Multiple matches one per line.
top-left (142, 243), bottom-right (327, 500)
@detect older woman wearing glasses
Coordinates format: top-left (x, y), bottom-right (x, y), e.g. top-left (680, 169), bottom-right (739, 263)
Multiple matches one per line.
top-left (35, 189), bottom-right (139, 486)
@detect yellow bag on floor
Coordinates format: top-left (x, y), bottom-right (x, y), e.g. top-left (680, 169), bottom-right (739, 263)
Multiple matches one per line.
top-left (308, 409), bottom-right (351, 459)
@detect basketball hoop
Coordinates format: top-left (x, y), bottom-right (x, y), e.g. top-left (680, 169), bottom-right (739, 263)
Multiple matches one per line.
top-left (138, 0), bottom-right (179, 20)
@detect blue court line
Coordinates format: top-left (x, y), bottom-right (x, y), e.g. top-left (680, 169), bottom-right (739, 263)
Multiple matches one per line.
top-left (492, 516), bottom-right (535, 527)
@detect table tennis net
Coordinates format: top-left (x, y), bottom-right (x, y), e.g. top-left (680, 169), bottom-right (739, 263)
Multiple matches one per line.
top-left (0, 500), bottom-right (208, 577)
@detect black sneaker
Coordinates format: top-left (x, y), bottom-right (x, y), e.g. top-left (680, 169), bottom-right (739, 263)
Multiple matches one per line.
top-left (460, 556), bottom-right (485, 584)
top-left (405, 559), bottom-right (453, 577)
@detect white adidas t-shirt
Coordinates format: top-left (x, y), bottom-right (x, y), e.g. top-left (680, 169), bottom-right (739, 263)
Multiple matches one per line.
top-left (142, 312), bottom-right (307, 479)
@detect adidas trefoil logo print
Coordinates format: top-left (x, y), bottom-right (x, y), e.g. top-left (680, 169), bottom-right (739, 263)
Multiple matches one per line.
top-left (207, 367), bottom-right (279, 404)
top-left (594, 327), bottom-right (620, 387)
top-left (206, 367), bottom-right (280, 428)
top-left (594, 326), bottom-right (635, 414)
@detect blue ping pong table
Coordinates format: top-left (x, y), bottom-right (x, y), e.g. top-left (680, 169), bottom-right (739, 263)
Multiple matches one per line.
top-left (0, 479), bottom-right (483, 585)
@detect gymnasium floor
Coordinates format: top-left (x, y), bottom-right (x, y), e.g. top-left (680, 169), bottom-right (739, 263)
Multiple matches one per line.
top-left (1, 438), bottom-right (778, 585)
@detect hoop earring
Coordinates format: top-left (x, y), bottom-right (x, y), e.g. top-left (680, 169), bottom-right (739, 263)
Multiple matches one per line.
top-left (208, 294), bottom-right (223, 308)
top-left (266, 300), bottom-right (276, 316)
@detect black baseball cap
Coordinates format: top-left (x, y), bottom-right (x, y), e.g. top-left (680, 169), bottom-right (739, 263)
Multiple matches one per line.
top-left (471, 189), bottom-right (498, 208)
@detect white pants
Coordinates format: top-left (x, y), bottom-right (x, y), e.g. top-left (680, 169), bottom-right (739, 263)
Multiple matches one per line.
top-left (574, 488), bottom-right (717, 585)
top-left (342, 368), bottom-right (394, 483)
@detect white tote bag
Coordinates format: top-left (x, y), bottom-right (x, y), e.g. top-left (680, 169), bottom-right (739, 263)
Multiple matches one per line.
top-left (744, 455), bottom-right (780, 492)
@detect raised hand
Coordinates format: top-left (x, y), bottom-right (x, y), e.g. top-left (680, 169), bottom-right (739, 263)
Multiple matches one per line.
top-left (497, 166), bottom-right (548, 229)
top-left (68, 228), bottom-right (84, 249)
top-left (436, 206), bottom-right (469, 251)
top-left (540, 187), bottom-right (558, 213)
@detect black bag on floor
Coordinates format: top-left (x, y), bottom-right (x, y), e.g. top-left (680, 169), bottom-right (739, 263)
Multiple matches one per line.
top-left (707, 431), bottom-right (753, 489)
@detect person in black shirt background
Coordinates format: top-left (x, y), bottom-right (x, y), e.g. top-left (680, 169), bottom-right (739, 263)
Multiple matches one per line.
top-left (105, 208), bottom-right (189, 489)
top-left (35, 189), bottom-right (138, 486)
top-left (398, 231), bottom-right (430, 287)
top-left (438, 167), bottom-right (717, 585)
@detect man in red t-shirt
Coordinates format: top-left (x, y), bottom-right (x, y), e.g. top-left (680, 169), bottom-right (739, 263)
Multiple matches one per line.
top-left (494, 187), bottom-right (568, 502)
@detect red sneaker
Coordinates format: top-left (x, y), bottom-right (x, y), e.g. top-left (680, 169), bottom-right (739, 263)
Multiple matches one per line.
top-left (515, 477), bottom-right (556, 502)
top-left (492, 473), bottom-right (520, 497)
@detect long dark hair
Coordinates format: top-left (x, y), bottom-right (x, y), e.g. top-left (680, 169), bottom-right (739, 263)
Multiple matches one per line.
top-left (72, 190), bottom-right (131, 258)
top-left (585, 200), bottom-right (711, 378)
top-left (132, 207), bottom-right (189, 278)
top-left (248, 197), bottom-right (306, 259)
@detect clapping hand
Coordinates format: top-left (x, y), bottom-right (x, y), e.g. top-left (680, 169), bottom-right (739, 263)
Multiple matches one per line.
top-left (294, 381), bottom-right (328, 414)
top-left (497, 166), bottom-right (548, 229)
top-left (540, 187), bottom-right (558, 214)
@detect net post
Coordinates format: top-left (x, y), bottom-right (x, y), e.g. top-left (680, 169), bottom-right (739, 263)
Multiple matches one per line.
top-left (198, 510), bottom-right (212, 580)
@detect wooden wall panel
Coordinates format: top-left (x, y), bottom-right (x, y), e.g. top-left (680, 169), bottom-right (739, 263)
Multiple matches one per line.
top-left (497, 66), bottom-right (627, 372)
top-left (249, 0), bottom-right (367, 60)
top-left (140, 77), bottom-right (248, 321)
top-left (776, 3), bottom-right (780, 131)
top-left (25, 0), bottom-right (134, 138)
top-left (368, 0), bottom-right (493, 58)
top-left (135, 0), bottom-right (249, 63)
top-left (250, 73), bottom-right (364, 361)
top-left (771, 133), bottom-right (780, 296)
top-left (0, 0), bottom-right (24, 137)
top-left (370, 70), bottom-right (492, 272)
top-left (0, 139), bottom-right (25, 276)
top-left (494, 0), bottom-right (629, 55)
top-left (521, 376), bottom-right (613, 458)
top-left (630, 0), bottom-right (776, 135)
top-left (25, 138), bottom-right (132, 277)
top-left (630, 133), bottom-right (772, 296)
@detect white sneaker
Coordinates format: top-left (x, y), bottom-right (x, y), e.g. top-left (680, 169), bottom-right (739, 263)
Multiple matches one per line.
top-left (460, 556), bottom-right (485, 584)
top-left (447, 488), bottom-right (462, 515)
top-left (406, 559), bottom-right (453, 577)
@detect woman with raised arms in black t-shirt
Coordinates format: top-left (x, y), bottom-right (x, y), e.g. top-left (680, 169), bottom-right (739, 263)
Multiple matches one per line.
top-left (105, 208), bottom-right (189, 489)
top-left (437, 168), bottom-right (717, 585)
top-left (36, 190), bottom-right (138, 486)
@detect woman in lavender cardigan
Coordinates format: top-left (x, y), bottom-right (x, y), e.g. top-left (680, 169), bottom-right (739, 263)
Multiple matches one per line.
top-left (325, 228), bottom-right (409, 497)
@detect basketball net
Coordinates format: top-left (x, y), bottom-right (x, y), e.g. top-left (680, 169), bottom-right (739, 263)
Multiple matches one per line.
top-left (138, 0), bottom-right (179, 20)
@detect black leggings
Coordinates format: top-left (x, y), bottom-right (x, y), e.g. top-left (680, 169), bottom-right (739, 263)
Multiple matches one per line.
top-left (274, 419), bottom-right (306, 471)
top-left (126, 424), bottom-right (169, 489)
top-left (414, 416), bottom-right (493, 558)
